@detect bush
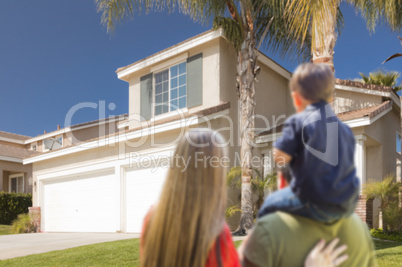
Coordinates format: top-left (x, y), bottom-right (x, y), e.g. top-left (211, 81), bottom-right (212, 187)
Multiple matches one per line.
top-left (12, 213), bottom-right (38, 233)
top-left (0, 192), bottom-right (32, 225)
top-left (363, 175), bottom-right (402, 233)
top-left (370, 228), bottom-right (402, 242)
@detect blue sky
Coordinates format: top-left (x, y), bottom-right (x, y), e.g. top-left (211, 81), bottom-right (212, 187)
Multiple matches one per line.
top-left (0, 1), bottom-right (400, 137)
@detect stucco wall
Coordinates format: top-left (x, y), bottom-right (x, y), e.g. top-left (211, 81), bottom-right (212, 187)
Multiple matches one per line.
top-left (335, 89), bottom-right (382, 113)
top-left (127, 39), bottom-right (221, 130)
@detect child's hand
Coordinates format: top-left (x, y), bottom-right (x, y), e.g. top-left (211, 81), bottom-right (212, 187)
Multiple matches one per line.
top-left (304, 238), bottom-right (348, 267)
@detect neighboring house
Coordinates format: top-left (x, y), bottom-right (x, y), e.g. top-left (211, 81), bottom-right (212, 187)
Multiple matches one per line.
top-left (5, 29), bottom-right (398, 233)
top-left (0, 115), bottom-right (126, 195)
top-left (256, 79), bottom-right (401, 228)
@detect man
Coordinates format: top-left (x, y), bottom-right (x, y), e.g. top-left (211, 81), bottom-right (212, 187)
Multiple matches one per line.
top-left (241, 168), bottom-right (377, 267)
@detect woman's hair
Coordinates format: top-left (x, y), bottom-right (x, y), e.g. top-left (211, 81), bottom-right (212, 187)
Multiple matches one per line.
top-left (141, 128), bottom-right (228, 267)
top-left (290, 63), bottom-right (334, 102)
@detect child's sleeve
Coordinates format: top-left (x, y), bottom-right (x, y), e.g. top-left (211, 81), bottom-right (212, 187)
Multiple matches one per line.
top-left (274, 117), bottom-right (300, 158)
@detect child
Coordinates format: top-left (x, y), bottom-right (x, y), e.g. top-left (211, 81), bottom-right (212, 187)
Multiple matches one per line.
top-left (258, 63), bottom-right (360, 222)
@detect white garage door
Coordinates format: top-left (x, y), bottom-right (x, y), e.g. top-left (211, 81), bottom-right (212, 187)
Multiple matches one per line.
top-left (125, 165), bottom-right (169, 233)
top-left (43, 169), bottom-right (116, 232)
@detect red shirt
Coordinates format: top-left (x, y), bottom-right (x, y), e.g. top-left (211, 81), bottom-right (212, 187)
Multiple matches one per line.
top-left (141, 209), bottom-right (240, 267)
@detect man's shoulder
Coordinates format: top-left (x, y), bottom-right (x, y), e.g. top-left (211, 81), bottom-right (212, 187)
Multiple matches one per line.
top-left (257, 212), bottom-right (365, 231)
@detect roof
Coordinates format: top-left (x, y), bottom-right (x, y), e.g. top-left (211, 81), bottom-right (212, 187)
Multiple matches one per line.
top-left (70, 114), bottom-right (128, 130)
top-left (337, 100), bottom-right (392, 121)
top-left (0, 131), bottom-right (31, 141)
top-left (116, 29), bottom-right (215, 73)
top-left (0, 145), bottom-right (37, 159)
top-left (335, 79), bottom-right (395, 93)
top-left (24, 102), bottom-right (231, 160)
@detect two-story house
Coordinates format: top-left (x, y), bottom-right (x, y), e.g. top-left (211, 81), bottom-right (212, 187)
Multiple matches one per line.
top-left (18, 29), bottom-right (400, 232)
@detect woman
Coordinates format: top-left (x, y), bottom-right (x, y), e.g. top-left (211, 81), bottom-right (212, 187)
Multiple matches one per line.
top-left (140, 129), bottom-right (347, 267)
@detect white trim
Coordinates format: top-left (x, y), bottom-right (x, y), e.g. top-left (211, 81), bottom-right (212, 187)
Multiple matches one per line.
top-left (117, 121), bottom-right (129, 129)
top-left (256, 133), bottom-right (283, 144)
top-left (150, 53), bottom-right (188, 73)
top-left (0, 136), bottom-right (25, 144)
top-left (335, 84), bottom-right (401, 109)
top-left (23, 108), bottom-right (230, 164)
top-left (0, 155), bottom-right (22, 163)
top-left (151, 108), bottom-right (189, 122)
top-left (344, 105), bottom-right (392, 128)
top-left (9, 173), bottom-right (24, 193)
top-left (257, 54), bottom-right (292, 80)
top-left (25, 116), bottom-right (125, 144)
top-left (117, 29), bottom-right (223, 80)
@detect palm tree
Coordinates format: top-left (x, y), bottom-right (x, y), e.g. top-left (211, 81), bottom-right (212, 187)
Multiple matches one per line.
top-left (226, 166), bottom-right (277, 219)
top-left (285, 0), bottom-right (402, 71)
top-left (96, 0), bottom-right (309, 233)
top-left (359, 70), bottom-right (401, 92)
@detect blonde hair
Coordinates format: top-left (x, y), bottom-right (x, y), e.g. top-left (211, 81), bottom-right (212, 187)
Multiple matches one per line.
top-left (141, 128), bottom-right (228, 267)
top-left (290, 63), bottom-right (334, 102)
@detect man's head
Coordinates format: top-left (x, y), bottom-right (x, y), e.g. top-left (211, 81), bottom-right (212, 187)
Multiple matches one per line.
top-left (290, 63), bottom-right (334, 112)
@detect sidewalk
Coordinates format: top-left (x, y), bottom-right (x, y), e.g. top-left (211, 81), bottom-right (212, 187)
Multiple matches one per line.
top-left (0, 232), bottom-right (139, 260)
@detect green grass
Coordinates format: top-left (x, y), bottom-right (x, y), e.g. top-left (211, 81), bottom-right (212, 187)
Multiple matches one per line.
top-left (373, 240), bottom-right (402, 267)
top-left (0, 238), bottom-right (140, 266)
top-left (0, 238), bottom-right (400, 266)
top-left (0, 225), bottom-right (13, 235)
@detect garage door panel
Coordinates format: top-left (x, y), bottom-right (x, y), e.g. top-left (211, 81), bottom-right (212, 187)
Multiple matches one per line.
top-left (43, 169), bottom-right (116, 232)
top-left (126, 166), bottom-right (169, 233)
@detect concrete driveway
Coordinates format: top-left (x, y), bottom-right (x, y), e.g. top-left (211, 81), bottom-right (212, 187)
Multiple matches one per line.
top-left (0, 232), bottom-right (139, 260)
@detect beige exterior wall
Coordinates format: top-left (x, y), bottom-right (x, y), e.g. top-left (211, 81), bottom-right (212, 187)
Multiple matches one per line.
top-left (334, 89), bottom-right (382, 113)
top-left (0, 160), bottom-right (32, 194)
top-left (127, 38), bottom-right (222, 129)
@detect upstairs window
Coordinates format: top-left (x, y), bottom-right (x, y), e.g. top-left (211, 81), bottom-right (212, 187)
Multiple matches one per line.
top-left (43, 135), bottom-right (63, 151)
top-left (154, 62), bottom-right (187, 116)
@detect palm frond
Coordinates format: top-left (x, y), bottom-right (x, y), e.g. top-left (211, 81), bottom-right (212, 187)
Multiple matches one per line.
top-left (359, 69), bottom-right (400, 87)
top-left (383, 53), bottom-right (402, 64)
top-left (254, 0), bottom-right (311, 61)
top-left (213, 17), bottom-right (242, 50)
top-left (348, 0), bottom-right (402, 32)
top-left (96, 0), bottom-right (224, 33)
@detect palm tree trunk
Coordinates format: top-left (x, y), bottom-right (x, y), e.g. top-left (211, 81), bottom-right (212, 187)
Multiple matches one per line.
top-left (236, 27), bottom-right (257, 234)
top-left (311, 6), bottom-right (336, 72)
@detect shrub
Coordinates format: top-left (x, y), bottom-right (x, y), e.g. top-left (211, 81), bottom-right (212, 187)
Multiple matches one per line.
top-left (370, 228), bottom-right (402, 242)
top-left (0, 192), bottom-right (32, 225)
top-left (363, 175), bottom-right (402, 233)
top-left (12, 213), bottom-right (38, 233)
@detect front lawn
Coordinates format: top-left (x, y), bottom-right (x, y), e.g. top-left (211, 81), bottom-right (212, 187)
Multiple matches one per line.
top-left (0, 238), bottom-right (400, 266)
top-left (373, 240), bottom-right (402, 267)
top-left (0, 225), bottom-right (12, 235)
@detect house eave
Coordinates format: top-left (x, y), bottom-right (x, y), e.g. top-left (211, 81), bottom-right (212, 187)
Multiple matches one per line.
top-left (0, 155), bottom-right (23, 163)
top-left (23, 108), bottom-right (230, 165)
top-left (116, 29), bottom-right (224, 81)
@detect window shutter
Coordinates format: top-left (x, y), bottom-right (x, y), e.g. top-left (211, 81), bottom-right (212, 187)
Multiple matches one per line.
top-left (187, 53), bottom-right (203, 108)
top-left (140, 73), bottom-right (153, 121)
